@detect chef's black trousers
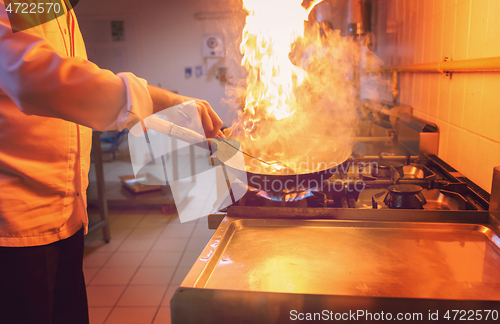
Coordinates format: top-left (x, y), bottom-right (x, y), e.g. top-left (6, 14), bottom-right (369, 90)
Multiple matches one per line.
top-left (0, 227), bottom-right (89, 324)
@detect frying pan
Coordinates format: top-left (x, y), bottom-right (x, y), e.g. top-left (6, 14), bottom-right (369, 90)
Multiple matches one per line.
top-left (215, 138), bottom-right (351, 193)
top-left (145, 116), bottom-right (351, 194)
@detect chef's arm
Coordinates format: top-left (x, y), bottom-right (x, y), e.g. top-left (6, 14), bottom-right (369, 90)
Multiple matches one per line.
top-left (0, 6), bottom-right (140, 131)
top-left (0, 5), bottom-right (223, 136)
top-left (147, 85), bottom-right (223, 138)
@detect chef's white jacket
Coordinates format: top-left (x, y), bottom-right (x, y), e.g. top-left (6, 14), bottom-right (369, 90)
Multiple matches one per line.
top-left (0, 0), bottom-right (153, 246)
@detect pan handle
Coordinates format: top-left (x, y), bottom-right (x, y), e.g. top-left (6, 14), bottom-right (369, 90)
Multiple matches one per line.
top-left (145, 115), bottom-right (212, 152)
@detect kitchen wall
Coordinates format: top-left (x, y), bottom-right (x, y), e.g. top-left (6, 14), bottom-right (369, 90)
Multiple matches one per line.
top-left (375, 0), bottom-right (500, 192)
top-left (74, 0), bottom-right (247, 125)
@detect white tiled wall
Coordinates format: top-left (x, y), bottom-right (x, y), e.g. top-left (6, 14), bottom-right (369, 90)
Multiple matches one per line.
top-left (376, 0), bottom-right (500, 192)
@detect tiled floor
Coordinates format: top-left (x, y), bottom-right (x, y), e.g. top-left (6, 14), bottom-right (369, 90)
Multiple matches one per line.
top-left (83, 181), bottom-right (217, 324)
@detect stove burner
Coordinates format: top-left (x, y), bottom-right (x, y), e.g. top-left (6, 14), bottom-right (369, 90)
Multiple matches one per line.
top-left (384, 184), bottom-right (427, 209)
top-left (388, 184), bottom-right (422, 194)
top-left (371, 160), bottom-right (405, 179)
top-left (237, 189), bottom-right (313, 207)
top-left (256, 190), bottom-right (313, 202)
top-left (235, 188), bottom-right (334, 208)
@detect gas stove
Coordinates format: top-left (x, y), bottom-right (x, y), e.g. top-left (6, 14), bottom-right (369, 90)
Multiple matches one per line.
top-left (209, 104), bottom-right (487, 219)
top-left (207, 154), bottom-right (490, 229)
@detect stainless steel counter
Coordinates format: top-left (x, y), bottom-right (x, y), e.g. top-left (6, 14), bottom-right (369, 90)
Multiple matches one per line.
top-left (172, 212), bottom-right (500, 323)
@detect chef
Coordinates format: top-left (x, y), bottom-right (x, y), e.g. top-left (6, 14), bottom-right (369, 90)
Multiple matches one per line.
top-left (0, 1), bottom-right (223, 323)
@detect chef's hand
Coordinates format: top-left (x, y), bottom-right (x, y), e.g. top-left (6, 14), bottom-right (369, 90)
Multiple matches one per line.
top-left (148, 85), bottom-right (224, 138)
top-left (177, 96), bottom-right (225, 138)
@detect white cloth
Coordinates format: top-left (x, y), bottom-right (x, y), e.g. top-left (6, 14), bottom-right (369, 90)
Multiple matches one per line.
top-left (0, 0), bottom-right (153, 246)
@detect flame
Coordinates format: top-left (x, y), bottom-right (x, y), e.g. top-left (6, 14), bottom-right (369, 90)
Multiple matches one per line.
top-left (269, 162), bottom-right (284, 171)
top-left (256, 189), bottom-right (314, 202)
top-left (239, 0), bottom-right (322, 135)
top-left (230, 0), bottom-right (358, 175)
